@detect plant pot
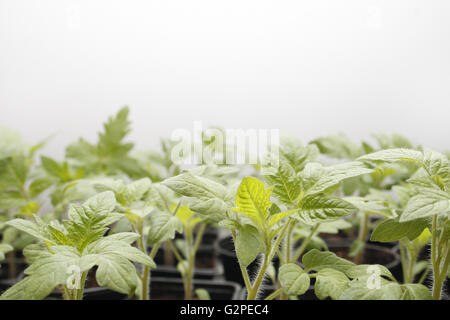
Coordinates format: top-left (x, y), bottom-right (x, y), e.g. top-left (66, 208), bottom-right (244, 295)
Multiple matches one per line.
top-left (319, 230), bottom-right (357, 245)
top-left (216, 236), bottom-right (281, 286)
top-left (324, 239), bottom-right (401, 278)
top-left (149, 277), bottom-right (241, 300)
top-left (151, 244), bottom-right (223, 280)
top-left (45, 268), bottom-right (129, 300)
top-left (175, 225), bottom-right (219, 246)
top-left (0, 251), bottom-right (28, 293)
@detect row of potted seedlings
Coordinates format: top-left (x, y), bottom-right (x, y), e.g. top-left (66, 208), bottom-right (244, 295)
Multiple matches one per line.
top-left (0, 108), bottom-right (449, 300)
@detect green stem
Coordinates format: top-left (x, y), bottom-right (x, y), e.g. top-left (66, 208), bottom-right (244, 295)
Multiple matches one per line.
top-left (185, 227), bottom-right (194, 300)
top-left (133, 222), bottom-right (150, 300)
top-left (399, 242), bottom-right (408, 283)
top-left (62, 285), bottom-right (73, 300)
top-left (280, 219), bottom-right (296, 300)
top-left (417, 266), bottom-right (430, 284)
top-left (431, 215), bottom-right (441, 300)
top-left (167, 240), bottom-right (184, 263)
top-left (265, 288), bottom-right (283, 300)
top-left (184, 223), bottom-right (206, 300)
top-left (193, 224), bottom-right (206, 254)
top-left (355, 212), bottom-right (369, 265)
top-left (248, 223), bottom-right (290, 300)
top-left (6, 251), bottom-right (16, 280)
top-left (406, 250), bottom-right (417, 284)
top-left (433, 243), bottom-right (450, 300)
top-left (226, 211), bottom-right (252, 293)
top-left (290, 223), bottom-right (321, 263)
top-left (247, 254), bottom-right (269, 300)
top-left (75, 271), bottom-right (88, 300)
top-left (150, 243), bottom-right (161, 259)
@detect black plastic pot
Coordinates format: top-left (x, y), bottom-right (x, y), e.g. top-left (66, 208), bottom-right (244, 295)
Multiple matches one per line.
top-left (151, 244), bottom-right (223, 280)
top-left (46, 269), bottom-right (129, 300)
top-left (324, 239), bottom-right (401, 277)
top-left (175, 226), bottom-right (219, 246)
top-left (150, 277), bottom-right (241, 300)
top-left (216, 236), bottom-right (281, 286)
top-left (0, 251), bottom-right (28, 293)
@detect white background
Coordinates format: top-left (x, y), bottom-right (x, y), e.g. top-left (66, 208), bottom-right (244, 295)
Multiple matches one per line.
top-left (1, 0), bottom-right (449, 158)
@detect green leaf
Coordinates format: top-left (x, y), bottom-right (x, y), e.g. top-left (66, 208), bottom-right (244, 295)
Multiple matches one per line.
top-left (0, 155), bottom-right (28, 189)
top-left (147, 210), bottom-right (183, 245)
top-left (359, 148), bottom-right (450, 186)
top-left (317, 220), bottom-right (352, 234)
top-left (401, 189), bottom-right (450, 222)
top-left (65, 138), bottom-right (98, 170)
top-left (163, 172), bottom-right (229, 200)
top-left (0, 243), bottom-right (13, 261)
top-left (371, 217), bottom-right (429, 242)
top-left (311, 134), bottom-right (363, 159)
top-left (345, 264), bottom-right (395, 281)
top-left (267, 209), bottom-right (299, 228)
top-left (29, 176), bottom-right (56, 198)
top-left (235, 224), bottom-right (265, 268)
top-left (82, 191), bottom-right (116, 216)
top-left (263, 137), bottom-right (318, 205)
top-left (0, 271), bottom-right (59, 300)
top-left (6, 218), bottom-right (55, 244)
top-left (401, 284), bottom-right (432, 300)
top-left (315, 268), bottom-right (350, 300)
top-left (1, 246), bottom-right (95, 300)
top-left (41, 156), bottom-right (62, 178)
top-left (122, 178), bottom-right (151, 205)
top-left (162, 173), bottom-right (233, 222)
top-left (98, 106), bottom-right (133, 157)
top-left (278, 263), bottom-right (310, 296)
top-left (373, 133), bottom-right (414, 150)
top-left (232, 177), bottom-right (272, 228)
top-left (87, 238), bottom-right (155, 268)
top-left (195, 288), bottom-right (211, 300)
top-left (147, 183), bottom-right (176, 213)
top-left (297, 195), bottom-right (358, 225)
top-left (0, 190), bottom-right (25, 209)
top-left (358, 148), bottom-right (423, 164)
top-left (340, 277), bottom-right (403, 300)
top-left (218, 219), bottom-right (241, 231)
top-left (279, 136), bottom-right (319, 172)
top-left (302, 249), bottom-right (355, 273)
top-left (302, 162), bottom-right (373, 197)
top-left (65, 192), bottom-right (122, 251)
top-left (89, 253), bottom-right (139, 296)
top-left (264, 157), bottom-right (302, 205)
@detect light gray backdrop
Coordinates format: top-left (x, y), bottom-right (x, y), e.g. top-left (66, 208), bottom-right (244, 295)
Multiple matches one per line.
top-left (1, 0), bottom-right (449, 158)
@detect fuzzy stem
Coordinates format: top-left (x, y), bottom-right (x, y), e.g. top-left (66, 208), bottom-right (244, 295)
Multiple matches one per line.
top-left (431, 215), bottom-right (441, 300)
top-left (418, 265), bottom-right (430, 284)
top-left (265, 288), bottom-right (283, 300)
top-left (247, 223), bottom-right (290, 300)
top-left (226, 211), bottom-right (252, 292)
